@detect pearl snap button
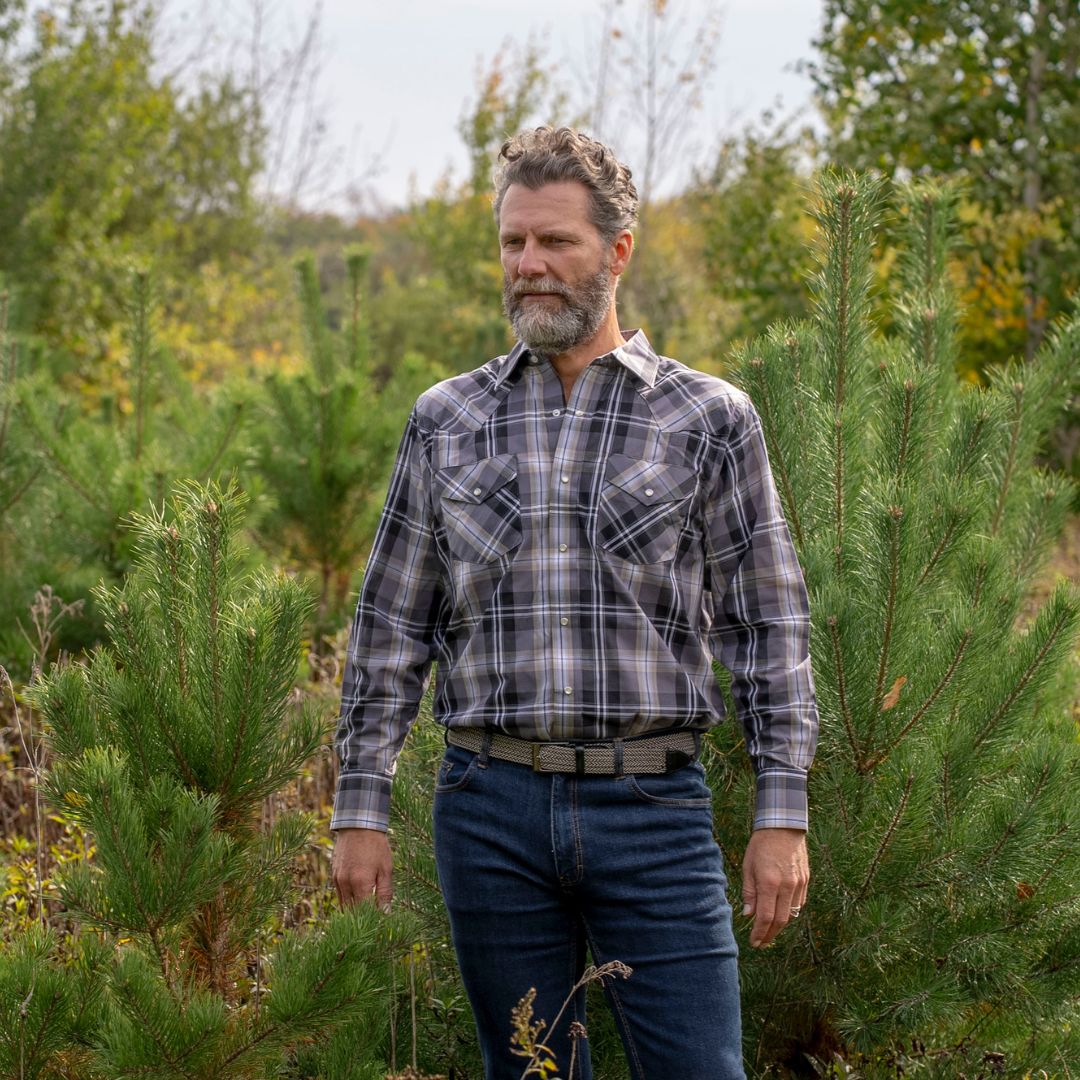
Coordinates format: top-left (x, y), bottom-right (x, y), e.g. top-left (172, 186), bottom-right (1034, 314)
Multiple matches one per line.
top-left (473, 487), bottom-right (483, 496)
top-left (644, 487), bottom-right (654, 497)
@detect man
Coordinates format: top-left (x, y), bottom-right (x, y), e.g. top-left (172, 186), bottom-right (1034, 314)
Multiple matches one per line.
top-left (332, 126), bottom-right (818, 1080)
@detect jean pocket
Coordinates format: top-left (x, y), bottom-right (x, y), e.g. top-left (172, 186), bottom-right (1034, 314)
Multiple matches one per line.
top-left (624, 762), bottom-right (713, 807)
top-left (436, 453), bottom-right (522, 563)
top-left (434, 745), bottom-right (480, 794)
top-left (596, 453), bottom-right (698, 564)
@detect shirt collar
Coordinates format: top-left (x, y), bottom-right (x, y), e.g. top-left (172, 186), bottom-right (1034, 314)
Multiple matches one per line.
top-left (494, 329), bottom-right (660, 389)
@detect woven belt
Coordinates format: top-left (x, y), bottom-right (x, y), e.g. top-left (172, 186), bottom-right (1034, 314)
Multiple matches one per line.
top-left (445, 728), bottom-right (700, 775)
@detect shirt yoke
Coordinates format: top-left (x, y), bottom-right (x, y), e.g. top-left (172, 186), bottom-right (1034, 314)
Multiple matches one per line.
top-left (645, 357), bottom-right (755, 439)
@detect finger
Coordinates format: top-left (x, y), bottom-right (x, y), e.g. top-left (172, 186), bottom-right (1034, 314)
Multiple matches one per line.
top-left (374, 865), bottom-right (394, 913)
top-left (749, 884), bottom-right (780, 947)
top-left (741, 881), bottom-right (757, 919)
top-left (752, 884), bottom-right (797, 948)
top-left (339, 869), bottom-right (375, 908)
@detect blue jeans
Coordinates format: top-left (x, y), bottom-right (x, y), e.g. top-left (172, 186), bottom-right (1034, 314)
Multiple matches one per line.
top-left (432, 742), bottom-right (745, 1080)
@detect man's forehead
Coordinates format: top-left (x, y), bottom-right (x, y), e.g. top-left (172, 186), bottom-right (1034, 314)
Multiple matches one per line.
top-left (499, 181), bottom-right (593, 228)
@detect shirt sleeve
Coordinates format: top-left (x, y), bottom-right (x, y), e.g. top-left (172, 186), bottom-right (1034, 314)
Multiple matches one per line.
top-left (331, 408), bottom-right (446, 833)
top-left (704, 399), bottom-right (819, 831)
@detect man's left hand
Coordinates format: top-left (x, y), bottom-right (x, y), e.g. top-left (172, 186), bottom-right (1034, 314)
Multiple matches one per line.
top-left (741, 827), bottom-right (809, 948)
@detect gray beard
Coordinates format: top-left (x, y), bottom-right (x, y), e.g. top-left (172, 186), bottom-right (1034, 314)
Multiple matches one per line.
top-left (502, 265), bottom-right (614, 355)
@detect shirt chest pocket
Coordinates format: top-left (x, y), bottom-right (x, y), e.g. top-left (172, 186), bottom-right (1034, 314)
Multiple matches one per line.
top-left (596, 454), bottom-right (698, 564)
top-left (435, 454), bottom-right (522, 564)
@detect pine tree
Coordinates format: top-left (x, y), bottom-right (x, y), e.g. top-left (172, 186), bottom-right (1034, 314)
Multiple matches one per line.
top-left (253, 251), bottom-right (447, 637)
top-left (1, 482), bottom-right (402, 1079)
top-left (708, 175), bottom-right (1080, 1076)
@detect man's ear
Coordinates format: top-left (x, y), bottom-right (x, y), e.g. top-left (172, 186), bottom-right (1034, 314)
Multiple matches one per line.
top-left (609, 229), bottom-right (634, 277)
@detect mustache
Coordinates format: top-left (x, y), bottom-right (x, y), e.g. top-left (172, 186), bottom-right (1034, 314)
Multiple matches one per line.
top-left (510, 278), bottom-right (571, 300)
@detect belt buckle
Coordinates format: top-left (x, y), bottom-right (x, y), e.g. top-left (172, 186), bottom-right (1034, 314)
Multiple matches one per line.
top-left (531, 742), bottom-right (570, 773)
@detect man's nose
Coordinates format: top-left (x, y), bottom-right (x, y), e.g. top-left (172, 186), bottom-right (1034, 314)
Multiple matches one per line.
top-left (517, 238), bottom-right (547, 278)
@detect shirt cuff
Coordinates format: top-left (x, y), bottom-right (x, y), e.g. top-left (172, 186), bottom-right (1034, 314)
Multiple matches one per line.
top-left (753, 766), bottom-right (809, 831)
top-left (330, 771), bottom-right (393, 833)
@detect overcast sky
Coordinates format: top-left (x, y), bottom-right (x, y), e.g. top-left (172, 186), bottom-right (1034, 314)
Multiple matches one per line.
top-left (169, 1), bottom-right (825, 214)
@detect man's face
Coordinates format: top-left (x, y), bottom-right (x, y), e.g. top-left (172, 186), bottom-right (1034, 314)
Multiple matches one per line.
top-left (499, 181), bottom-right (616, 354)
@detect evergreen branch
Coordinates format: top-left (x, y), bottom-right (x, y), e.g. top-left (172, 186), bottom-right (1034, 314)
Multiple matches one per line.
top-left (196, 404), bottom-right (245, 484)
top-left (869, 628), bottom-right (973, 770)
top-left (108, 983), bottom-right (201, 1080)
top-left (972, 558), bottom-right (989, 611)
top-left (164, 526), bottom-right (189, 699)
top-left (20, 985), bottom-right (64, 1079)
top-left (833, 414), bottom-right (845, 576)
top-left (921, 196), bottom-right (935, 293)
top-left (29, 429), bottom-right (109, 515)
top-left (783, 331), bottom-right (805, 426)
top-left (220, 627), bottom-right (257, 816)
top-left (0, 462), bottom-right (43, 516)
top-left (1033, 836), bottom-right (1072, 895)
top-left (117, 605), bottom-right (198, 790)
top-left (919, 307), bottom-right (936, 374)
top-left (854, 772), bottom-right (913, 903)
top-left (830, 767), bottom-right (851, 830)
top-left (191, 892), bottom-right (231, 998)
top-left (917, 514), bottom-right (961, 586)
top-left (99, 788), bottom-right (169, 978)
top-left (972, 606), bottom-right (1073, 750)
top-left (989, 382), bottom-right (1024, 539)
top-left (834, 185), bottom-right (853, 410)
top-left (956, 409), bottom-right (990, 479)
top-left (978, 761), bottom-right (1052, 868)
top-left (215, 945), bottom-right (357, 1070)
top-left (205, 500), bottom-right (225, 727)
top-left (897, 381), bottom-right (915, 476)
top-left (826, 615), bottom-right (860, 769)
top-left (747, 357), bottom-right (803, 547)
top-left (869, 505), bottom-right (904, 745)
top-left (941, 749), bottom-right (952, 830)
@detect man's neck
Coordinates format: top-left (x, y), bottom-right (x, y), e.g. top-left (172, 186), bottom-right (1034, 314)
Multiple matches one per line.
top-left (545, 307), bottom-right (624, 402)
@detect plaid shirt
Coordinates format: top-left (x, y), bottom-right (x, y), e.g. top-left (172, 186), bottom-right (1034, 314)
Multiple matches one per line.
top-left (333, 330), bottom-right (818, 833)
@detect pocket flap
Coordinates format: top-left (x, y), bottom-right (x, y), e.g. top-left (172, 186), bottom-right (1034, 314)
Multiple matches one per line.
top-left (438, 454), bottom-right (518, 504)
top-left (604, 454), bottom-right (697, 506)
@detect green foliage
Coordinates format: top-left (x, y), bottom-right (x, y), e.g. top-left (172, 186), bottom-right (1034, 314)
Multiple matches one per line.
top-left (2, 271), bottom-right (248, 673)
top-left (712, 174), bottom-right (1080, 1075)
top-left (254, 253), bottom-right (448, 631)
top-left (0, 927), bottom-right (108, 1079)
top-left (1, 482), bottom-right (402, 1077)
top-left (0, 1), bottom-right (264, 362)
top-left (808, 0), bottom-right (1080, 367)
top-left (694, 125), bottom-right (818, 344)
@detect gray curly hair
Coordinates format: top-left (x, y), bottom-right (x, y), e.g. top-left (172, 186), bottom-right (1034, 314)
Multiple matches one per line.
top-left (492, 127), bottom-right (639, 243)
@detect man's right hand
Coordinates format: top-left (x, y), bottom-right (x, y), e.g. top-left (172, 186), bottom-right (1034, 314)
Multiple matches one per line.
top-left (332, 827), bottom-right (394, 911)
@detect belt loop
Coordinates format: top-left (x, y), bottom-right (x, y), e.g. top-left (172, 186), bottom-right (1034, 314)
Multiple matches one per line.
top-left (575, 745), bottom-right (586, 776)
top-left (612, 738), bottom-right (624, 777)
top-left (478, 729), bottom-right (492, 767)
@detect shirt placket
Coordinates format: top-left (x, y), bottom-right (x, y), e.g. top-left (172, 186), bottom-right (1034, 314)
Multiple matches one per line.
top-left (546, 364), bottom-right (608, 741)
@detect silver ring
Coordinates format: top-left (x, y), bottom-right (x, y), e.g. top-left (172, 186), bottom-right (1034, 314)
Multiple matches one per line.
top-left (790, 906), bottom-right (802, 918)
